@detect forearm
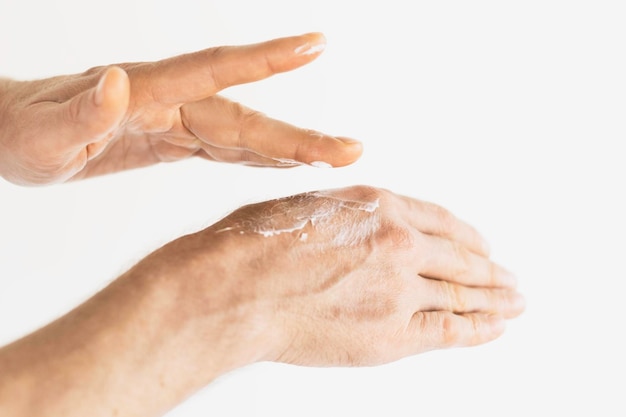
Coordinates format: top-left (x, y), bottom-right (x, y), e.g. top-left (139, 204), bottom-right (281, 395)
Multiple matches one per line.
top-left (0, 246), bottom-right (265, 417)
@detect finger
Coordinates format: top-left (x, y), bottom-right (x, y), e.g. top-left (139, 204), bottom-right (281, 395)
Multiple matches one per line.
top-left (181, 95), bottom-right (362, 167)
top-left (149, 131), bottom-right (280, 166)
top-left (418, 278), bottom-right (526, 318)
top-left (150, 124), bottom-right (291, 166)
top-left (194, 144), bottom-right (302, 167)
top-left (139, 32), bottom-right (329, 104)
top-left (53, 66), bottom-right (129, 151)
top-left (419, 234), bottom-right (517, 288)
top-left (399, 196), bottom-right (491, 256)
top-left (144, 139), bottom-right (202, 163)
top-left (410, 311), bottom-right (506, 350)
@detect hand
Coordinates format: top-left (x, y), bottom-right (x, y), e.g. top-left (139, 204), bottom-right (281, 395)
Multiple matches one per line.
top-left (0, 32), bottom-right (362, 186)
top-left (146, 184), bottom-right (525, 368)
top-left (0, 185), bottom-right (525, 416)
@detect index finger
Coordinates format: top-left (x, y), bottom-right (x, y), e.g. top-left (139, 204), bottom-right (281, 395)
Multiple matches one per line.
top-left (136, 32), bottom-right (327, 104)
top-left (399, 195), bottom-right (491, 257)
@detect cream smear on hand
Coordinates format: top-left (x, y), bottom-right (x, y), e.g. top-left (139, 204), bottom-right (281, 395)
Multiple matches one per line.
top-left (216, 190), bottom-right (380, 247)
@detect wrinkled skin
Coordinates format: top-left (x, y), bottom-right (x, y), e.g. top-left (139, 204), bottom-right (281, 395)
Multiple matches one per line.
top-left (0, 31), bottom-right (524, 417)
top-left (0, 32), bottom-right (362, 185)
top-left (142, 185), bottom-right (525, 368)
top-left (0, 185), bottom-right (525, 417)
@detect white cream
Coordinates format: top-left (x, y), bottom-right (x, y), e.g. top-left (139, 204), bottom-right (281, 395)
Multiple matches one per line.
top-left (215, 190), bottom-right (381, 247)
top-left (272, 157), bottom-right (304, 167)
top-left (310, 161), bottom-right (332, 168)
top-left (294, 43), bottom-right (326, 55)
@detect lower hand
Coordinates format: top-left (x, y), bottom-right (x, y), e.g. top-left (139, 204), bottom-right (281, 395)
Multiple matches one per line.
top-left (144, 185), bottom-right (525, 368)
top-left (0, 185), bottom-right (525, 417)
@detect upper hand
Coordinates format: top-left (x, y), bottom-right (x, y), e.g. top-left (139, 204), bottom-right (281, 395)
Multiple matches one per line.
top-left (0, 32), bottom-right (362, 186)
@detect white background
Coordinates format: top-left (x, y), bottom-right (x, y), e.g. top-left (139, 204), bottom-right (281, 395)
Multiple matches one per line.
top-left (1, 0), bottom-right (625, 416)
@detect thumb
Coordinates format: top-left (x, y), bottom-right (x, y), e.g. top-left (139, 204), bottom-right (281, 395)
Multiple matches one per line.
top-left (56, 66), bottom-right (130, 153)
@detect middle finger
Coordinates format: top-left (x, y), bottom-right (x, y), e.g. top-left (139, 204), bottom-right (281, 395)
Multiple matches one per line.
top-left (181, 95), bottom-right (362, 167)
top-left (418, 233), bottom-right (517, 288)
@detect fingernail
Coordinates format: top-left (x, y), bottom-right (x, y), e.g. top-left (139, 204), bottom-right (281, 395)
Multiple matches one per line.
top-left (310, 161), bottom-right (332, 168)
top-left (94, 72), bottom-right (107, 106)
top-left (294, 37), bottom-right (326, 55)
top-left (336, 137), bottom-right (362, 146)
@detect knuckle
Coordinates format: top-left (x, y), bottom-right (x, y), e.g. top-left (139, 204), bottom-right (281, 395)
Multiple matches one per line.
top-left (375, 220), bottom-right (415, 250)
top-left (488, 261), bottom-right (499, 287)
top-left (341, 185), bottom-right (387, 206)
top-left (451, 242), bottom-right (472, 279)
top-left (430, 202), bottom-right (458, 235)
top-left (82, 65), bottom-right (107, 77)
top-left (262, 50), bottom-right (278, 75)
top-left (443, 280), bottom-right (466, 312)
top-left (233, 104), bottom-right (264, 148)
top-left (65, 95), bottom-right (84, 124)
top-left (441, 313), bottom-right (461, 347)
top-left (204, 46), bottom-right (226, 90)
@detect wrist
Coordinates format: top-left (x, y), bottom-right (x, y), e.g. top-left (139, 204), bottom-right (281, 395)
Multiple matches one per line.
top-left (133, 232), bottom-right (282, 373)
top-left (0, 228), bottom-right (284, 416)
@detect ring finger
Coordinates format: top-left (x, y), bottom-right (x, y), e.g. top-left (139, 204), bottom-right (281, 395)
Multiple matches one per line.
top-left (416, 277), bottom-right (525, 318)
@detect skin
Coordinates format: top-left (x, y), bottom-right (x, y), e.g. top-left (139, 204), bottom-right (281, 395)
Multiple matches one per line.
top-left (0, 185), bottom-right (525, 417)
top-left (0, 32), bottom-right (525, 417)
top-left (0, 32), bottom-right (362, 186)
